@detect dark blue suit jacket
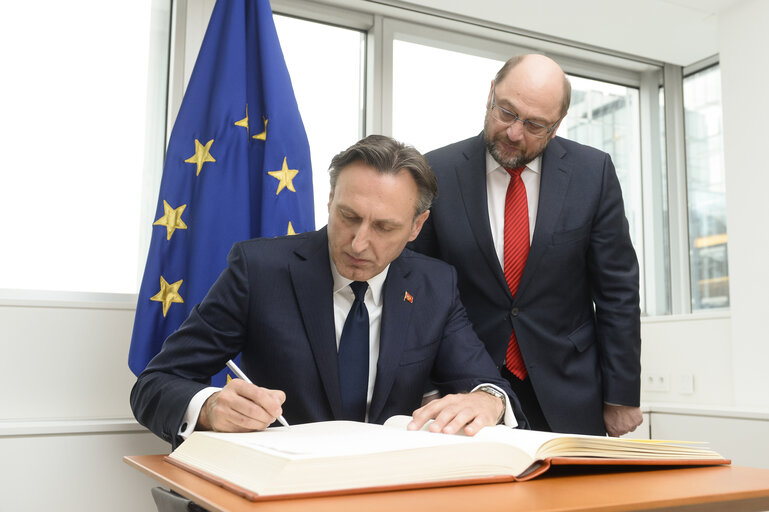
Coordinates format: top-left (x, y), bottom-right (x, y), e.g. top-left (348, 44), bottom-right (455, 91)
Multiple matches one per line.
top-left (131, 227), bottom-right (526, 447)
top-left (411, 134), bottom-right (641, 435)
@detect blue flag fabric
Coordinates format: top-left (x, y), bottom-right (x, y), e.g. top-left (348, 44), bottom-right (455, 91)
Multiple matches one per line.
top-left (128, 0), bottom-right (314, 385)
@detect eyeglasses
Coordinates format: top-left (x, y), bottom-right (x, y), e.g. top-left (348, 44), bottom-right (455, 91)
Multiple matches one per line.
top-left (489, 86), bottom-right (560, 138)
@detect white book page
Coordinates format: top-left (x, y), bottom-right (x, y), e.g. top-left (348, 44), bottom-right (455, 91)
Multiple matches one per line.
top-left (202, 420), bottom-right (475, 460)
top-left (383, 414), bottom-right (559, 459)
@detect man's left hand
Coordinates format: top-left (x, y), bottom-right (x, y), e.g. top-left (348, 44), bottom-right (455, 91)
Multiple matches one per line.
top-left (407, 391), bottom-right (503, 436)
top-left (603, 404), bottom-right (643, 437)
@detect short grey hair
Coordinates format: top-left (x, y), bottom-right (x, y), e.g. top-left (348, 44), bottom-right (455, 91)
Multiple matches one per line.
top-left (329, 135), bottom-right (438, 217)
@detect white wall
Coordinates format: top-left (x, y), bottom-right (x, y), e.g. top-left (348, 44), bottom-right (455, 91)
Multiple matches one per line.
top-left (2, 428), bottom-right (169, 512)
top-left (651, 409), bottom-right (769, 470)
top-left (0, 302), bottom-right (170, 512)
top-left (1, 302), bottom-right (136, 420)
top-left (719, 0), bottom-right (769, 409)
top-left (640, 314), bottom-right (733, 405)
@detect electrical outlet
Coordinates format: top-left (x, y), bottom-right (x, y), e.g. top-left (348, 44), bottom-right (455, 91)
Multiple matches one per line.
top-left (676, 373), bottom-right (695, 395)
top-left (644, 372), bottom-right (669, 392)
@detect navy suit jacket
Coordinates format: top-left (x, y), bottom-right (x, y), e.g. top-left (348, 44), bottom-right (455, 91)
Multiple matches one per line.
top-left (411, 134), bottom-right (641, 435)
top-left (131, 227), bottom-right (526, 447)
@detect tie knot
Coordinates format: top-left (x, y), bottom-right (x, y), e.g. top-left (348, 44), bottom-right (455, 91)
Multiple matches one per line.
top-left (350, 281), bottom-right (368, 302)
top-left (504, 166), bottom-right (525, 178)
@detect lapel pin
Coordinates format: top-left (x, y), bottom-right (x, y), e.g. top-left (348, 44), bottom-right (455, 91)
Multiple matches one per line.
top-left (403, 291), bottom-right (413, 303)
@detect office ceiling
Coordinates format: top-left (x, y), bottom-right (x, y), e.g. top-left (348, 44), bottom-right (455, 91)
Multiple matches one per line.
top-left (402, 0), bottom-right (745, 66)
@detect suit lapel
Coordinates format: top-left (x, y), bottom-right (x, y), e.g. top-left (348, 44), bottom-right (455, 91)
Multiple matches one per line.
top-left (289, 228), bottom-right (344, 418)
top-left (455, 135), bottom-right (510, 297)
top-left (516, 137), bottom-right (571, 300)
top-left (367, 257), bottom-right (415, 423)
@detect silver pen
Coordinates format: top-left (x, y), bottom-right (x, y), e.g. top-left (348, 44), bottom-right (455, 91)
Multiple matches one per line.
top-left (226, 359), bottom-right (290, 427)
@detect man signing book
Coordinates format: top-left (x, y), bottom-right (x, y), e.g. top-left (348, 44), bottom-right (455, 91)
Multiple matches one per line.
top-left (131, 135), bottom-right (529, 449)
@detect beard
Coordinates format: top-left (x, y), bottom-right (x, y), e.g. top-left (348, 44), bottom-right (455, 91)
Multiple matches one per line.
top-left (483, 114), bottom-right (549, 169)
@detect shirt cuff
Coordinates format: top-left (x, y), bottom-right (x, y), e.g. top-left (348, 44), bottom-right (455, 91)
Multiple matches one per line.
top-left (472, 383), bottom-right (518, 428)
top-left (179, 386), bottom-right (220, 439)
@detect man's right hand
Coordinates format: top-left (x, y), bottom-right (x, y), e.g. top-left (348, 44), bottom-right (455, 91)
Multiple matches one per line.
top-left (197, 379), bottom-right (286, 432)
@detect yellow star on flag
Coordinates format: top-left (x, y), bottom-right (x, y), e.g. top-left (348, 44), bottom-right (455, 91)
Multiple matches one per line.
top-left (235, 105), bottom-right (249, 131)
top-left (150, 276), bottom-right (184, 317)
top-left (253, 117), bottom-right (268, 141)
top-left (184, 139), bottom-right (215, 176)
top-left (287, 221), bottom-right (296, 235)
top-left (153, 200), bottom-right (188, 240)
top-left (234, 105), bottom-right (268, 140)
top-left (267, 156), bottom-right (299, 195)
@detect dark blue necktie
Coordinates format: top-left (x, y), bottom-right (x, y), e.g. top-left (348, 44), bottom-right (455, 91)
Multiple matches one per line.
top-left (338, 281), bottom-right (369, 421)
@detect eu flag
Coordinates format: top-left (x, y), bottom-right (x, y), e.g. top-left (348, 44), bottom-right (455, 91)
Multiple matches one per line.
top-left (128, 0), bottom-right (314, 385)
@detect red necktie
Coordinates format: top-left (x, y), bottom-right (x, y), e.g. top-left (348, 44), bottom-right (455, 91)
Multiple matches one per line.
top-left (503, 167), bottom-right (529, 380)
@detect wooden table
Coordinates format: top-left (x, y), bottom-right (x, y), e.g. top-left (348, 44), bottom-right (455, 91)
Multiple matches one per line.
top-left (125, 454), bottom-right (769, 512)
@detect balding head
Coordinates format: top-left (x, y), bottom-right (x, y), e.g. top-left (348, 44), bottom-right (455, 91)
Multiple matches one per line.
top-left (494, 54), bottom-right (571, 118)
top-left (483, 54), bottom-right (569, 169)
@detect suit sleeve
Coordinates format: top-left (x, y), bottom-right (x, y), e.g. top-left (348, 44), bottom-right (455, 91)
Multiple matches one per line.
top-left (588, 154), bottom-right (641, 407)
top-left (130, 243), bottom-right (251, 447)
top-left (430, 266), bottom-right (530, 428)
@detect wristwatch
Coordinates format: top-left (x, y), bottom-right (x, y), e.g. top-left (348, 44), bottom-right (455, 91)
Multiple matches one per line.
top-left (476, 385), bottom-right (506, 423)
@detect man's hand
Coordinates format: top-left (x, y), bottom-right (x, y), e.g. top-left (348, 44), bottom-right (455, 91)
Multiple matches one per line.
top-left (407, 391), bottom-right (504, 436)
top-left (603, 404), bottom-right (642, 437)
top-left (198, 379), bottom-right (286, 432)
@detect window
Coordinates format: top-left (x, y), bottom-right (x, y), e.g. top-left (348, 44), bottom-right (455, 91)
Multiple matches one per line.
top-left (274, 15), bottom-right (365, 228)
top-left (0, 0), bottom-right (170, 294)
top-left (683, 65), bottom-right (729, 310)
top-left (392, 39), bottom-right (503, 153)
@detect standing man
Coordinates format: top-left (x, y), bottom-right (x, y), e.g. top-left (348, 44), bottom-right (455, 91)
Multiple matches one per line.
top-left (411, 54), bottom-right (642, 436)
top-left (131, 135), bottom-right (527, 449)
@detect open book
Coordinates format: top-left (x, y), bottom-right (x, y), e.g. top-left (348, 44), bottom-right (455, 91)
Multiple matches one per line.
top-left (165, 416), bottom-right (729, 501)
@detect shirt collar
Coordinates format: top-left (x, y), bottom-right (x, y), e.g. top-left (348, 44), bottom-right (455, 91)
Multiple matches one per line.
top-left (485, 151), bottom-right (542, 176)
top-left (329, 252), bottom-right (388, 307)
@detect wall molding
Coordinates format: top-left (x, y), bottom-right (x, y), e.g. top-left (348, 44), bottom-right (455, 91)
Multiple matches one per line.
top-left (0, 289), bottom-right (138, 310)
top-left (3, 406), bottom-right (767, 439)
top-left (0, 418), bottom-right (146, 437)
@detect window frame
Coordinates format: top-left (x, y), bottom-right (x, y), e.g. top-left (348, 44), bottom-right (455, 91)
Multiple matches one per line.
top-left (2, 0), bottom-right (728, 319)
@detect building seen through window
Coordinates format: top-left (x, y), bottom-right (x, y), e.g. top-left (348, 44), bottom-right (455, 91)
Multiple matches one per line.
top-left (684, 65), bottom-right (729, 310)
